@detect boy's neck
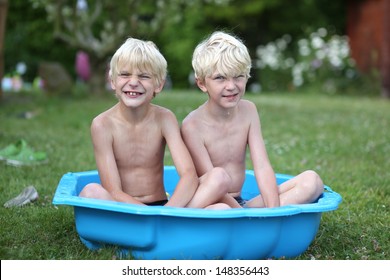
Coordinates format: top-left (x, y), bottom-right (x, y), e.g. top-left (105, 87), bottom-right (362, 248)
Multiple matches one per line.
top-left (117, 102), bottom-right (152, 124)
top-left (205, 100), bottom-right (236, 121)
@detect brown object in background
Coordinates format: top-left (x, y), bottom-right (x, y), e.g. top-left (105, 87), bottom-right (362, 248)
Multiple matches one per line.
top-left (347, 0), bottom-right (390, 98)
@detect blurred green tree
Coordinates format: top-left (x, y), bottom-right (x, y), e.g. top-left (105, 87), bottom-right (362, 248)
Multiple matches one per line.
top-left (0, 0), bottom-right (7, 100)
top-left (27, 0), bottom-right (291, 91)
top-left (4, 0), bottom-right (346, 93)
top-left (29, 0), bottom-right (163, 94)
top-left (4, 0), bottom-right (76, 89)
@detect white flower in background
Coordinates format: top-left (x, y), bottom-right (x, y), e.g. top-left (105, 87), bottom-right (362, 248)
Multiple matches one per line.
top-left (311, 35), bottom-right (324, 49)
top-left (317, 27), bottom-right (327, 37)
top-left (255, 27), bottom-right (357, 92)
top-left (77, 0), bottom-right (88, 12)
top-left (298, 39), bottom-right (310, 56)
top-left (16, 62), bottom-right (27, 75)
top-left (256, 34), bottom-right (292, 71)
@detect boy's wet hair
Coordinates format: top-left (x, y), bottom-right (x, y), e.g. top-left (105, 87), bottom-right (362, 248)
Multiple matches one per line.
top-left (192, 31), bottom-right (251, 82)
top-left (109, 38), bottom-right (167, 87)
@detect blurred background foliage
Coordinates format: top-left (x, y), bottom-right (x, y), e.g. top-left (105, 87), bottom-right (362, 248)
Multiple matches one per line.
top-left (5, 0), bottom-right (369, 95)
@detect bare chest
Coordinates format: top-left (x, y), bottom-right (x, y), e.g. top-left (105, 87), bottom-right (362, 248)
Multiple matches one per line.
top-left (112, 124), bottom-right (165, 168)
top-left (203, 122), bottom-right (248, 164)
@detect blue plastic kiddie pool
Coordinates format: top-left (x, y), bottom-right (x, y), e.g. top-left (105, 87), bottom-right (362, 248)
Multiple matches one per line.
top-left (52, 165), bottom-right (342, 259)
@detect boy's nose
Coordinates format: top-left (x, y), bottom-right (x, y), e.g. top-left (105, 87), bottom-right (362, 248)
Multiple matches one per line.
top-left (225, 78), bottom-right (236, 89)
top-left (128, 76), bottom-right (140, 85)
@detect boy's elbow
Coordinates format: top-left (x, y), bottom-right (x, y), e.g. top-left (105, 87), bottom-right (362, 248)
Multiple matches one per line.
top-left (181, 167), bottom-right (199, 186)
top-left (189, 171), bottom-right (200, 187)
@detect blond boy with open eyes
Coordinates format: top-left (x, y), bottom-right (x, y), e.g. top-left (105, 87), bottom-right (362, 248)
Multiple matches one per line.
top-left (181, 31), bottom-right (324, 208)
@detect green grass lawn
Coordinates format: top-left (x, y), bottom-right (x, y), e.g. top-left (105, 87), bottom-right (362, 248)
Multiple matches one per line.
top-left (0, 90), bottom-right (388, 260)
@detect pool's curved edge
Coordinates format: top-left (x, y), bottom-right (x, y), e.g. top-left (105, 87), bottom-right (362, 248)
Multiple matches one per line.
top-left (52, 167), bottom-right (342, 259)
top-left (52, 167), bottom-right (342, 218)
top-left (52, 170), bottom-right (297, 218)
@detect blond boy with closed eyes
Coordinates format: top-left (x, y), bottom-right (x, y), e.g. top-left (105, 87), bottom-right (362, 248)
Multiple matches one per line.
top-left (80, 37), bottom-right (234, 209)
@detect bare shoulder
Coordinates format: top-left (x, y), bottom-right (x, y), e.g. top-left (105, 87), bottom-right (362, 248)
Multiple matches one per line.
top-left (89, 107), bottom-right (119, 146)
top-left (181, 105), bottom-right (203, 131)
top-left (152, 104), bottom-right (177, 122)
top-left (152, 105), bottom-right (180, 135)
top-left (239, 99), bottom-right (261, 121)
top-left (239, 99), bottom-right (258, 112)
top-left (91, 107), bottom-right (115, 132)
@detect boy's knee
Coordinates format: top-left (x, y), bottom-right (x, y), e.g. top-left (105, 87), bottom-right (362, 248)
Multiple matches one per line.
top-left (79, 183), bottom-right (99, 198)
top-left (301, 170), bottom-right (324, 197)
top-left (205, 203), bottom-right (231, 210)
top-left (212, 167), bottom-right (231, 185)
top-left (205, 167), bottom-right (231, 194)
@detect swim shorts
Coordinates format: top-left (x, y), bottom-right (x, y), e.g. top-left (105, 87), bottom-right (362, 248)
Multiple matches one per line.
top-left (145, 199), bottom-right (168, 206)
top-left (234, 196), bottom-right (248, 207)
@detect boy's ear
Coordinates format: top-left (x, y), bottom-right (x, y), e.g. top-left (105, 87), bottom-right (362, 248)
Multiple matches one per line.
top-left (154, 80), bottom-right (166, 96)
top-left (110, 78), bottom-right (116, 90)
top-left (195, 78), bottom-right (208, 93)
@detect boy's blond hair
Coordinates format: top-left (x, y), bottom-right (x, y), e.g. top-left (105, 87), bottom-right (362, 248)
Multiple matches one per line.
top-left (109, 38), bottom-right (167, 88)
top-left (192, 31), bottom-right (251, 82)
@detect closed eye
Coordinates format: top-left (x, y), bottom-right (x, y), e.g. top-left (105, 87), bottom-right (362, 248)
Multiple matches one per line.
top-left (139, 74), bottom-right (152, 80)
top-left (213, 75), bottom-right (225, 80)
top-left (118, 72), bottom-right (130, 77)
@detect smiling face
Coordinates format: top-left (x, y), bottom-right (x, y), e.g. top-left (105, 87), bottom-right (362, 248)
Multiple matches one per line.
top-left (192, 32), bottom-right (252, 109)
top-left (108, 38), bottom-right (167, 107)
top-left (192, 31), bottom-right (251, 84)
top-left (196, 71), bottom-right (248, 109)
top-left (111, 68), bottom-right (163, 108)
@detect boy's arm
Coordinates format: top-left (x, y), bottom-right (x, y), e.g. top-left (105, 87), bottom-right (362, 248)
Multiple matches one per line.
top-left (161, 110), bottom-right (199, 207)
top-left (91, 117), bottom-right (144, 205)
top-left (247, 103), bottom-right (280, 208)
top-left (180, 117), bottom-right (215, 177)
